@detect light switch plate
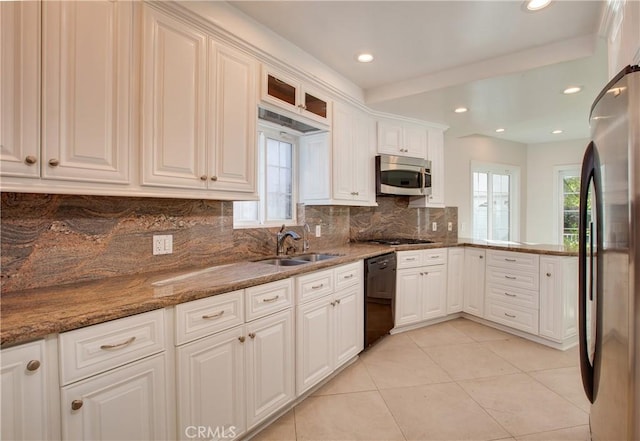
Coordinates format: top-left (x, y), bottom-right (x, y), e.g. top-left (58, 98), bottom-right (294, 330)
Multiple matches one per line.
top-left (448, 222), bottom-right (453, 232)
top-left (315, 225), bottom-right (322, 237)
top-left (153, 234), bottom-right (173, 255)
top-left (432, 222), bottom-right (437, 231)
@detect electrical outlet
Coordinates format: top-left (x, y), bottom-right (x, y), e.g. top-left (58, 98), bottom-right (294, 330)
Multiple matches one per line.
top-left (448, 222), bottom-right (453, 232)
top-left (432, 222), bottom-right (437, 232)
top-left (153, 234), bottom-right (173, 255)
top-left (315, 224), bottom-right (322, 237)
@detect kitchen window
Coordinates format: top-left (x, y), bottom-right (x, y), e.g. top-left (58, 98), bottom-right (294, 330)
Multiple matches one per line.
top-left (471, 161), bottom-right (520, 241)
top-left (555, 166), bottom-right (581, 247)
top-left (234, 128), bottom-right (297, 227)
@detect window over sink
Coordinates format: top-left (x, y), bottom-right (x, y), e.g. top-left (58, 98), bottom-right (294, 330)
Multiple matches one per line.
top-left (234, 127), bottom-right (298, 227)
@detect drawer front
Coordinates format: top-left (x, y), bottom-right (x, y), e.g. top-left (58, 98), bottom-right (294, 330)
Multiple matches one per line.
top-left (422, 248), bottom-right (447, 266)
top-left (396, 250), bottom-right (423, 269)
top-left (175, 290), bottom-right (244, 345)
top-left (486, 267), bottom-right (540, 291)
top-left (487, 283), bottom-right (539, 310)
top-left (335, 261), bottom-right (363, 291)
top-left (296, 268), bottom-right (334, 304)
top-left (487, 250), bottom-right (539, 272)
top-left (485, 299), bottom-right (539, 335)
top-left (246, 279), bottom-right (293, 322)
top-left (59, 309), bottom-right (166, 385)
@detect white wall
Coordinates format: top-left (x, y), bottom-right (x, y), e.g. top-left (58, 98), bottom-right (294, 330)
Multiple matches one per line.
top-left (444, 135), bottom-right (528, 240)
top-left (604, 0), bottom-right (640, 78)
top-left (525, 139), bottom-right (588, 244)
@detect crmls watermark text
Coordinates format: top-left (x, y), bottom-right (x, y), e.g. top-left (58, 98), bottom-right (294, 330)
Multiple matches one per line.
top-left (185, 426), bottom-right (237, 439)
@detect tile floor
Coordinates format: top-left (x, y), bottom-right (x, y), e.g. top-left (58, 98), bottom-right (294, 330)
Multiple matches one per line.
top-left (251, 318), bottom-right (590, 441)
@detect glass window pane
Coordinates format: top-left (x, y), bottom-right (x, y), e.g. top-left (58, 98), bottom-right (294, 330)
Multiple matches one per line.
top-left (267, 74), bottom-right (296, 106)
top-left (266, 139), bottom-right (279, 166)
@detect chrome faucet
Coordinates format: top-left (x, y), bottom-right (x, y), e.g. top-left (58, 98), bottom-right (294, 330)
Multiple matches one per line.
top-left (303, 223), bottom-right (311, 252)
top-left (276, 224), bottom-right (301, 255)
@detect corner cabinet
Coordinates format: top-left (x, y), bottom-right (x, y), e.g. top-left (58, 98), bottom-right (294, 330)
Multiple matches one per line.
top-left (261, 67), bottom-right (332, 126)
top-left (299, 101), bottom-right (376, 206)
top-left (141, 5), bottom-right (257, 196)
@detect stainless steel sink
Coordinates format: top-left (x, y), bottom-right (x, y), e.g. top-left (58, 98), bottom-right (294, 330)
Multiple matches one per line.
top-left (292, 253), bottom-right (341, 262)
top-left (258, 258), bottom-right (309, 266)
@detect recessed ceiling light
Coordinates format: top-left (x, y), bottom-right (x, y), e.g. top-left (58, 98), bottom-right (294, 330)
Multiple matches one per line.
top-left (357, 53), bottom-right (374, 63)
top-left (454, 107), bottom-right (468, 113)
top-left (524, 0), bottom-right (552, 11)
top-left (563, 86), bottom-right (582, 95)
top-left (552, 129), bottom-right (563, 134)
top-left (495, 128), bottom-right (505, 133)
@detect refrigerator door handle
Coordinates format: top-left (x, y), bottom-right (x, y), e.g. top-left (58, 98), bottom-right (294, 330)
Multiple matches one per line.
top-left (578, 141), bottom-right (603, 404)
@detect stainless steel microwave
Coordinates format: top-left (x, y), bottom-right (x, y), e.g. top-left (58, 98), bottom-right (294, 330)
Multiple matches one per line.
top-left (375, 154), bottom-right (432, 196)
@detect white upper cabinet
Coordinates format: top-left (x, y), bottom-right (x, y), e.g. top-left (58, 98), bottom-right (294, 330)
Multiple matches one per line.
top-left (0, 1), bottom-right (41, 179)
top-left (41, 0), bottom-right (133, 184)
top-left (261, 67), bottom-right (331, 126)
top-left (377, 119), bottom-right (427, 158)
top-left (142, 5), bottom-right (257, 195)
top-left (408, 127), bottom-right (445, 208)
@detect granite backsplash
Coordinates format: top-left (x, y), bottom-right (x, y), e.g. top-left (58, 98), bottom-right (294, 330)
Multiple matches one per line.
top-left (0, 193), bottom-right (456, 293)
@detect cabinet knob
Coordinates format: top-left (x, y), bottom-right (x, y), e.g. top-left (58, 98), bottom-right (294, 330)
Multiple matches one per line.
top-left (335, 299), bottom-right (341, 304)
top-left (71, 400), bottom-right (83, 411)
top-left (546, 272), bottom-right (552, 277)
top-left (210, 176), bottom-right (218, 181)
top-left (48, 158), bottom-right (60, 167)
top-left (200, 175), bottom-right (208, 181)
top-left (331, 301), bottom-right (337, 307)
top-left (248, 332), bottom-right (256, 339)
top-left (26, 360), bottom-right (41, 371)
top-left (479, 255), bottom-right (484, 259)
top-left (24, 155), bottom-right (37, 165)
top-left (238, 336), bottom-right (246, 343)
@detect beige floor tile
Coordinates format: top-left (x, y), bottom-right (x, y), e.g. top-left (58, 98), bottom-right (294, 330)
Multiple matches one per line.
top-left (250, 410), bottom-right (296, 441)
top-left (482, 338), bottom-right (579, 372)
top-left (380, 382), bottom-right (510, 441)
top-left (362, 332), bottom-right (417, 356)
top-left (406, 321), bottom-right (475, 348)
top-left (529, 367), bottom-right (591, 413)
top-left (449, 318), bottom-right (513, 342)
top-left (362, 341), bottom-right (452, 389)
top-left (423, 342), bottom-right (521, 380)
top-left (516, 425), bottom-right (590, 440)
top-left (294, 391), bottom-right (405, 441)
top-left (313, 360), bottom-right (377, 396)
top-left (459, 373), bottom-right (588, 436)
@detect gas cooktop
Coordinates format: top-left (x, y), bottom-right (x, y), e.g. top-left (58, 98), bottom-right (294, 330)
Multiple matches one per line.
top-left (365, 238), bottom-right (435, 246)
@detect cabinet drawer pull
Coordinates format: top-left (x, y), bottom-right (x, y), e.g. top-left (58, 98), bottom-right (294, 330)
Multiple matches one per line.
top-left (405, 257), bottom-right (416, 261)
top-left (24, 155), bottom-right (37, 165)
top-left (248, 332), bottom-right (256, 339)
top-left (200, 175), bottom-right (208, 181)
top-left (504, 258), bottom-right (517, 262)
top-left (238, 336), bottom-right (246, 343)
top-left (100, 336), bottom-right (136, 350)
top-left (311, 283), bottom-right (324, 289)
top-left (48, 158), bottom-right (60, 167)
top-left (262, 295), bottom-right (280, 303)
top-left (504, 292), bottom-right (516, 297)
top-left (504, 275), bottom-right (517, 280)
top-left (202, 310), bottom-right (225, 319)
top-left (71, 400), bottom-right (83, 411)
top-left (26, 360), bottom-right (41, 371)
top-left (430, 255), bottom-right (440, 259)
top-left (343, 274), bottom-right (354, 280)
top-left (210, 176), bottom-right (218, 181)
top-left (504, 312), bottom-right (516, 318)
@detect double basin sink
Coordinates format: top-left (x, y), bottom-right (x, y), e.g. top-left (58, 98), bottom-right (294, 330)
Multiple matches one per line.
top-left (258, 253), bottom-right (341, 267)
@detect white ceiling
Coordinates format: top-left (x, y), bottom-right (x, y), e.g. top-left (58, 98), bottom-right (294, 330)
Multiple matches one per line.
top-left (228, 1), bottom-right (608, 144)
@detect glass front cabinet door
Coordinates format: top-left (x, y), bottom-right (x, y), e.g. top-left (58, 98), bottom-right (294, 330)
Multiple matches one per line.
top-left (262, 67), bottom-right (331, 125)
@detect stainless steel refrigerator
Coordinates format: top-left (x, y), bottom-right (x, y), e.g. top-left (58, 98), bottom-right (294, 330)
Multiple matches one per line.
top-left (579, 65), bottom-right (639, 441)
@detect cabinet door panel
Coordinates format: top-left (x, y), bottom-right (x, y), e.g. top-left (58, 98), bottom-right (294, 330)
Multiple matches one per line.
top-left (62, 354), bottom-right (169, 441)
top-left (377, 121), bottom-right (403, 155)
top-left (447, 248), bottom-right (464, 313)
top-left (332, 102), bottom-right (354, 200)
top-left (352, 110), bottom-right (372, 201)
top-left (422, 265), bottom-right (447, 320)
top-left (142, 6), bottom-right (206, 188)
top-left (1, 340), bottom-right (50, 440)
top-left (396, 269), bottom-right (422, 326)
top-left (0, 1), bottom-right (40, 178)
top-left (463, 249), bottom-right (486, 317)
top-left (209, 42), bottom-right (256, 193)
top-left (42, 1), bottom-right (131, 183)
top-left (334, 285), bottom-right (363, 367)
top-left (296, 298), bottom-right (333, 395)
top-left (245, 309), bottom-right (294, 429)
top-left (177, 327), bottom-right (245, 441)
top-left (404, 125), bottom-right (427, 158)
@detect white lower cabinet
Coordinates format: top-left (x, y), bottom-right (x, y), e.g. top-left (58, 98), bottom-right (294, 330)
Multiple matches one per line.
top-left (296, 261), bottom-right (363, 395)
top-left (446, 248), bottom-right (464, 313)
top-left (539, 256), bottom-right (578, 343)
top-left (463, 248), bottom-right (486, 317)
top-left (61, 354), bottom-right (169, 441)
top-left (395, 249), bottom-right (448, 327)
top-left (1, 339), bottom-right (56, 441)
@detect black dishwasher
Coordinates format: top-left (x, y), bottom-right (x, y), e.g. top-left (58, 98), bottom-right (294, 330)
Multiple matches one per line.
top-left (364, 252), bottom-right (397, 349)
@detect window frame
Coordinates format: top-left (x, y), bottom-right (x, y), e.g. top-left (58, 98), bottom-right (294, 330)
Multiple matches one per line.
top-left (470, 161), bottom-right (521, 242)
top-left (553, 164), bottom-right (581, 246)
top-left (233, 126), bottom-right (298, 229)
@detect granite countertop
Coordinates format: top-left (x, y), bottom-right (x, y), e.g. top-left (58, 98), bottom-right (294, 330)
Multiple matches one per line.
top-left (0, 240), bottom-right (577, 348)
